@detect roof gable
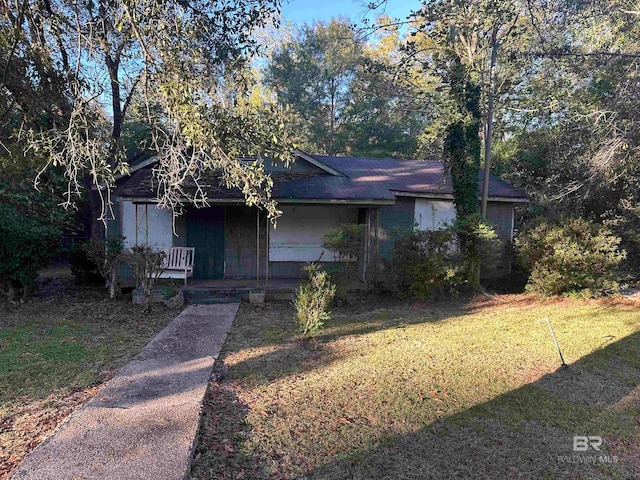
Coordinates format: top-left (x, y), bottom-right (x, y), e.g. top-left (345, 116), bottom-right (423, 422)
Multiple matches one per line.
top-left (293, 150), bottom-right (345, 176)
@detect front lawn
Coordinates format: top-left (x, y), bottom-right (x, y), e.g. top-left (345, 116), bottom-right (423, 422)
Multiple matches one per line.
top-left (190, 294), bottom-right (640, 479)
top-left (0, 274), bottom-right (180, 479)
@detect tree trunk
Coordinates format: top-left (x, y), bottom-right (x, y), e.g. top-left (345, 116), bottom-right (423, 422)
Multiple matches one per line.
top-left (108, 258), bottom-right (119, 299)
top-left (85, 179), bottom-right (106, 240)
top-left (481, 25), bottom-right (499, 218)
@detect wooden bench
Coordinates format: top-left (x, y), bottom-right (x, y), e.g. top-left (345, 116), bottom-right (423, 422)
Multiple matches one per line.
top-left (159, 247), bottom-right (195, 286)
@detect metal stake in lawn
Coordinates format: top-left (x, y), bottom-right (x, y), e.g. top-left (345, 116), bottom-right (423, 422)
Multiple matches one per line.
top-left (539, 317), bottom-right (568, 369)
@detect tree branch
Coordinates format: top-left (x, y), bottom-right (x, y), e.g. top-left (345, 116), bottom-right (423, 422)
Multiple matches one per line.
top-left (519, 50), bottom-right (640, 59)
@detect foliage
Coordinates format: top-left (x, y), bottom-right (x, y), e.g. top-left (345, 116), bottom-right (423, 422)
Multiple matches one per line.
top-left (122, 245), bottom-right (167, 312)
top-left (0, 169), bottom-right (75, 231)
top-left (266, 18), bottom-right (428, 157)
top-left (454, 214), bottom-right (503, 290)
top-left (0, 162), bottom-right (75, 297)
top-left (516, 217), bottom-right (625, 297)
top-left (267, 18), bottom-right (362, 155)
top-left (404, 1), bottom-right (521, 288)
top-left (322, 223), bottom-right (366, 304)
top-left (386, 229), bottom-right (465, 299)
top-left (69, 244), bottom-right (104, 286)
top-left (323, 224), bottom-right (365, 262)
top-left (293, 263), bottom-right (336, 340)
top-left (442, 59), bottom-right (483, 219)
top-left (386, 217), bottom-right (502, 298)
top-left (2, 0), bottom-right (293, 235)
top-left (0, 203), bottom-right (61, 300)
top-left (322, 223), bottom-right (365, 282)
top-left (83, 237), bottom-right (124, 299)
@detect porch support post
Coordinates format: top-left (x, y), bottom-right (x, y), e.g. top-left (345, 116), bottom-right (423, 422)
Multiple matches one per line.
top-left (265, 218), bottom-right (270, 287)
top-left (256, 208), bottom-right (260, 288)
top-left (373, 208), bottom-right (380, 284)
top-left (362, 208), bottom-right (371, 284)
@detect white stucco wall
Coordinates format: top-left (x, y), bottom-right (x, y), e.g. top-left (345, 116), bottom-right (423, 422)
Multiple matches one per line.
top-left (269, 205), bottom-right (358, 262)
top-left (121, 201), bottom-right (173, 249)
top-left (414, 199), bottom-right (457, 231)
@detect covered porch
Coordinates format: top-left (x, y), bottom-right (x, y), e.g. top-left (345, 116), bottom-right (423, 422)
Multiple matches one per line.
top-left (120, 200), bottom-right (383, 284)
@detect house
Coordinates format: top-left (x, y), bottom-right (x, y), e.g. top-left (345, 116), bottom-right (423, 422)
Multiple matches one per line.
top-left (110, 150), bottom-right (527, 283)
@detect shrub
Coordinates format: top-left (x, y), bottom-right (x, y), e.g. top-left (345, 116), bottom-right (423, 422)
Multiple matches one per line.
top-left (83, 237), bottom-right (124, 298)
top-left (322, 223), bottom-right (366, 303)
top-left (386, 229), bottom-right (465, 299)
top-left (0, 203), bottom-right (61, 300)
top-left (69, 243), bottom-right (104, 285)
top-left (122, 245), bottom-right (167, 312)
top-left (323, 224), bottom-right (365, 264)
top-left (516, 217), bottom-right (625, 297)
top-left (294, 263), bottom-right (336, 340)
top-left (453, 214), bottom-right (504, 290)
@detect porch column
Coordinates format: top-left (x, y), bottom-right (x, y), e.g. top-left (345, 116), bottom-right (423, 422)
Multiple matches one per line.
top-left (256, 208), bottom-right (260, 288)
top-left (265, 216), bottom-right (270, 286)
top-left (372, 207), bottom-right (381, 284)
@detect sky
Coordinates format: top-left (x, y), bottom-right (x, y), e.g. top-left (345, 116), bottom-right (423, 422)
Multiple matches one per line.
top-left (280, 0), bottom-right (418, 25)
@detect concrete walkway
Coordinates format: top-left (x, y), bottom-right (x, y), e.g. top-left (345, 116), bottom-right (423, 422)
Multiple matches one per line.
top-left (10, 303), bottom-right (239, 480)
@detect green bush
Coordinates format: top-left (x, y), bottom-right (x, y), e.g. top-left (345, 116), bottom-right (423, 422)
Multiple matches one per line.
top-left (454, 214), bottom-right (504, 289)
top-left (69, 243), bottom-right (104, 285)
top-left (83, 237), bottom-right (124, 298)
top-left (386, 229), bottom-right (465, 299)
top-left (516, 217), bottom-right (625, 297)
top-left (322, 223), bottom-right (366, 303)
top-left (294, 263), bottom-right (336, 340)
top-left (322, 224), bottom-right (365, 264)
top-left (0, 203), bottom-right (61, 299)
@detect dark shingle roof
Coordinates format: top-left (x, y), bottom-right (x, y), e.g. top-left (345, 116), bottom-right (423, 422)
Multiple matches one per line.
top-left (313, 155), bottom-right (526, 200)
top-left (116, 154), bottom-right (527, 203)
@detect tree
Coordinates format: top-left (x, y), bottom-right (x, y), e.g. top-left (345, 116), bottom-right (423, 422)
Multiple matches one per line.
top-left (1, 0), bottom-right (293, 237)
top-left (407, 0), bottom-right (527, 216)
top-left (489, 2), bottom-right (640, 269)
top-left (267, 18), bottom-right (363, 155)
top-left (401, 0), bottom-right (526, 287)
top-left (342, 21), bottom-right (430, 158)
top-left (266, 18), bottom-right (429, 158)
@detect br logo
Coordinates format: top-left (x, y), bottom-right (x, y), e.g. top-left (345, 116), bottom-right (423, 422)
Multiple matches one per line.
top-left (573, 436), bottom-right (602, 452)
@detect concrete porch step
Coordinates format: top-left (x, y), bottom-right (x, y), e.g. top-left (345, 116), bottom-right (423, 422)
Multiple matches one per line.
top-left (183, 288), bottom-right (248, 304)
top-left (185, 295), bottom-right (244, 304)
top-left (182, 287), bottom-right (294, 304)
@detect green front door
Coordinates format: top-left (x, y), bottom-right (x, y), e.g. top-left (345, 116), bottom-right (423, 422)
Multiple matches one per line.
top-left (187, 206), bottom-right (225, 279)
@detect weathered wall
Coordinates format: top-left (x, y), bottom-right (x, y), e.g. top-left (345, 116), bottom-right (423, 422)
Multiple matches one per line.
top-left (486, 202), bottom-right (514, 243)
top-left (224, 205), bottom-right (358, 279)
top-left (378, 197), bottom-right (415, 260)
top-left (121, 201), bottom-right (173, 249)
top-left (414, 199), bottom-right (456, 231)
top-left (269, 205), bottom-right (358, 262)
top-left (224, 206), bottom-right (267, 278)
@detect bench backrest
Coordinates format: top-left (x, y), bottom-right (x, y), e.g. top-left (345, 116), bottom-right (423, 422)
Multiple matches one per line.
top-left (163, 247), bottom-right (195, 269)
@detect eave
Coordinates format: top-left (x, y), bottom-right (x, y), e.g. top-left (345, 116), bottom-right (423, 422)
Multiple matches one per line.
top-left (121, 196), bottom-right (395, 206)
top-left (391, 190), bottom-right (529, 203)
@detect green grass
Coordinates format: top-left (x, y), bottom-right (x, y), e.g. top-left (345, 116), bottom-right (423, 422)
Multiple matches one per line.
top-left (190, 295), bottom-right (640, 479)
top-left (0, 281), bottom-right (180, 478)
top-left (0, 296), bottom-right (177, 406)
